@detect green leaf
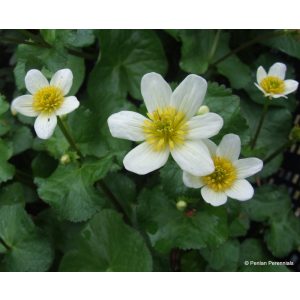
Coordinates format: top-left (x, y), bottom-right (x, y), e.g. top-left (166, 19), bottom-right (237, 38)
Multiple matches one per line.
top-left (35, 156), bottom-right (114, 222)
top-left (200, 239), bottom-right (240, 271)
top-left (56, 30), bottom-right (95, 48)
top-left (88, 29), bottom-right (167, 100)
top-left (227, 200), bottom-right (250, 237)
top-left (59, 209), bottom-right (152, 271)
top-left (15, 44), bottom-right (85, 94)
top-left (137, 187), bottom-right (228, 253)
top-left (0, 185), bottom-right (53, 271)
top-left (41, 29), bottom-right (95, 48)
top-left (32, 127), bottom-right (69, 159)
top-left (103, 172), bottom-right (137, 221)
top-left (239, 239), bottom-right (290, 272)
top-left (179, 30), bottom-right (217, 74)
top-left (241, 98), bottom-right (292, 177)
top-left (0, 139), bottom-right (15, 183)
top-left (11, 126), bottom-right (33, 155)
top-left (178, 30), bottom-right (252, 89)
top-left (265, 212), bottom-right (300, 258)
top-left (243, 185), bottom-right (291, 222)
top-left (31, 152), bottom-right (58, 178)
top-left (160, 160), bottom-right (197, 199)
top-left (204, 82), bottom-right (250, 144)
top-left (262, 32), bottom-right (300, 60)
top-left (0, 94), bottom-right (9, 115)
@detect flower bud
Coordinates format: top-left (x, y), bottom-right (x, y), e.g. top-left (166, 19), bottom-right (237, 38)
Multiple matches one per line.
top-left (176, 200), bottom-right (187, 211)
top-left (197, 105), bottom-right (209, 115)
top-left (60, 154), bottom-right (71, 165)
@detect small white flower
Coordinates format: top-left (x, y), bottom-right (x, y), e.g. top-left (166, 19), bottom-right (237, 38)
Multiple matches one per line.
top-left (11, 69), bottom-right (80, 139)
top-left (183, 134), bottom-right (263, 206)
top-left (254, 62), bottom-right (298, 99)
top-left (107, 72), bottom-right (224, 176)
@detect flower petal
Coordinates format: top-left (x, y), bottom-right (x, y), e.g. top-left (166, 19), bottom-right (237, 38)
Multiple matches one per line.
top-left (201, 186), bottom-right (227, 206)
top-left (11, 95), bottom-right (38, 117)
top-left (225, 179), bottom-right (254, 201)
top-left (34, 114), bottom-right (57, 139)
top-left (284, 79), bottom-right (299, 95)
top-left (202, 139), bottom-right (217, 156)
top-left (256, 66), bottom-right (267, 83)
top-left (171, 74), bottom-right (207, 119)
top-left (272, 94), bottom-right (287, 99)
top-left (182, 171), bottom-right (204, 188)
top-left (186, 113), bottom-right (223, 139)
top-left (25, 69), bottom-right (49, 94)
top-left (234, 158), bottom-right (263, 179)
top-left (254, 82), bottom-right (268, 95)
top-left (268, 62), bottom-right (286, 79)
top-left (216, 134), bottom-right (241, 161)
top-left (171, 140), bottom-right (214, 176)
top-left (107, 111), bottom-right (147, 142)
top-left (55, 96), bottom-right (80, 116)
top-left (123, 142), bottom-right (169, 175)
top-left (50, 69), bottom-right (73, 95)
top-left (141, 72), bottom-right (172, 113)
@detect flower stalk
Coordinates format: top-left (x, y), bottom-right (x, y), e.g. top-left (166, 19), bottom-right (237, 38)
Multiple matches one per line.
top-left (57, 116), bottom-right (84, 160)
top-left (251, 100), bottom-right (269, 149)
top-left (263, 141), bottom-right (293, 165)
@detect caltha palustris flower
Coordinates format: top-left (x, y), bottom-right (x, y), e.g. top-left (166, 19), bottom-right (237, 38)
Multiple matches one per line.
top-left (11, 69), bottom-right (80, 139)
top-left (255, 62), bottom-right (298, 99)
top-left (183, 134), bottom-right (263, 206)
top-left (107, 72), bottom-right (224, 176)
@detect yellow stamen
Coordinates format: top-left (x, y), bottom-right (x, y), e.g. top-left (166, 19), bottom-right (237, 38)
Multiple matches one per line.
top-left (202, 156), bottom-right (237, 192)
top-left (143, 106), bottom-right (189, 152)
top-left (260, 76), bottom-right (285, 95)
top-left (33, 86), bottom-right (64, 114)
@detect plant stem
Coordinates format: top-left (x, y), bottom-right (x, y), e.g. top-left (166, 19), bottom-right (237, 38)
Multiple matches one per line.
top-left (1, 35), bottom-right (96, 60)
top-left (251, 100), bottom-right (270, 149)
top-left (211, 30), bottom-right (288, 67)
top-left (57, 116), bottom-right (84, 160)
top-left (98, 181), bottom-right (131, 225)
top-left (0, 237), bottom-right (10, 250)
top-left (56, 117), bottom-right (133, 225)
top-left (263, 141), bottom-right (293, 165)
top-left (208, 29), bottom-right (221, 63)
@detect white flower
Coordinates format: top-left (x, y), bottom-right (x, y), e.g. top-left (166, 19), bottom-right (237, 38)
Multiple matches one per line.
top-left (183, 134), bottom-right (263, 206)
top-left (254, 62), bottom-right (298, 99)
top-left (11, 69), bottom-right (80, 139)
top-left (107, 72), bottom-right (224, 176)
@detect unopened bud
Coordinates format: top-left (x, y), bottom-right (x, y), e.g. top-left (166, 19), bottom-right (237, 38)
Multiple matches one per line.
top-left (197, 105), bottom-right (209, 115)
top-left (176, 200), bottom-right (187, 211)
top-left (289, 125), bottom-right (300, 142)
top-left (60, 154), bottom-right (71, 165)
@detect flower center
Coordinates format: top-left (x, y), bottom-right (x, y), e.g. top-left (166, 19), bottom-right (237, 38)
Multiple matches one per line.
top-left (33, 86), bottom-right (64, 114)
top-left (143, 106), bottom-right (189, 151)
top-left (260, 76), bottom-right (285, 95)
top-left (202, 156), bottom-right (237, 192)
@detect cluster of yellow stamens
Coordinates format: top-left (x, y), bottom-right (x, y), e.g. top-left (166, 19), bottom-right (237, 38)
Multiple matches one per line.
top-left (260, 76), bottom-right (285, 95)
top-left (33, 86), bottom-right (64, 114)
top-left (202, 156), bottom-right (237, 192)
top-left (143, 106), bottom-right (189, 151)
